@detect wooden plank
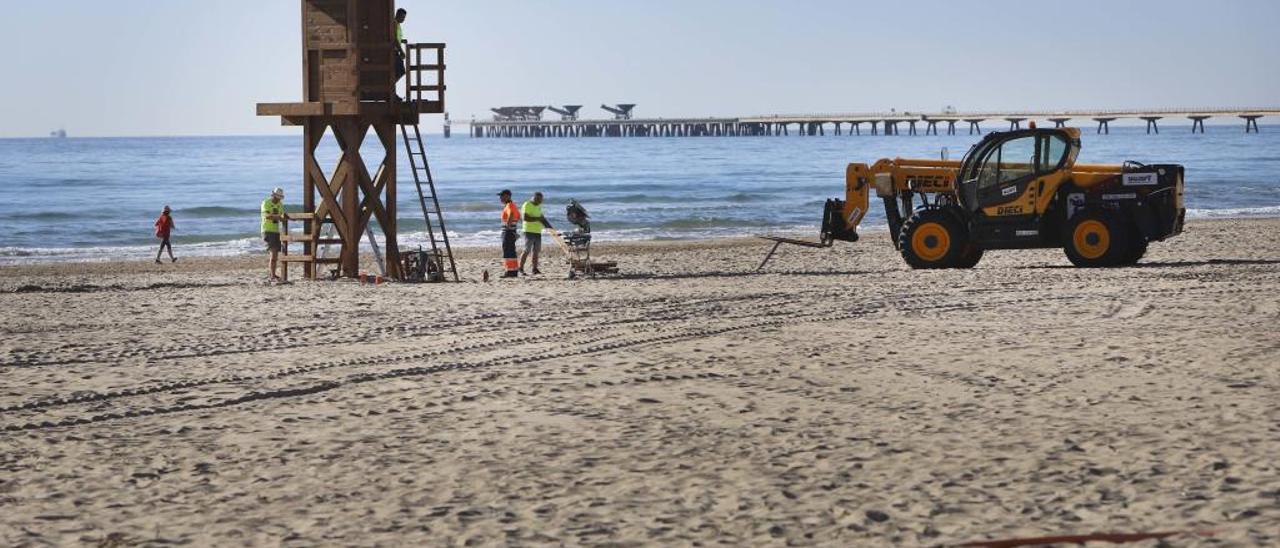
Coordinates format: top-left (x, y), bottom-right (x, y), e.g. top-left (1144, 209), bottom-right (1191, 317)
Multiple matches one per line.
top-left (280, 255), bottom-right (316, 263)
top-left (257, 102), bottom-right (327, 117)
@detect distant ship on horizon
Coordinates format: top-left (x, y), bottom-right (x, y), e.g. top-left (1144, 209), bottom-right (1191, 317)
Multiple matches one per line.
top-left (50, 129), bottom-right (67, 139)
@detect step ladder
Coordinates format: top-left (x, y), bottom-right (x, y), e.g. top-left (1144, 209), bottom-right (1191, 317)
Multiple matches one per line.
top-left (399, 122), bottom-right (459, 282)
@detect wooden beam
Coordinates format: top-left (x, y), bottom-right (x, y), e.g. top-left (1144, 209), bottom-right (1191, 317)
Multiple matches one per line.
top-left (257, 102), bottom-right (328, 117)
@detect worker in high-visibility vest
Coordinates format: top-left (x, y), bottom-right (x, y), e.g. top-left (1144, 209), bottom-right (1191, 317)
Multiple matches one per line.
top-left (394, 8), bottom-right (408, 92)
top-left (520, 192), bottom-right (552, 276)
top-left (498, 189), bottom-right (521, 278)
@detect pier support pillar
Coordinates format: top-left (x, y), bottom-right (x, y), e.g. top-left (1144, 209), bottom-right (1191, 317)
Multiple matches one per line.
top-left (870, 121), bottom-right (879, 135)
top-left (967, 120), bottom-right (982, 135)
top-left (1242, 115), bottom-right (1261, 133)
top-left (852, 122), bottom-right (861, 136)
top-left (834, 122), bottom-right (841, 136)
top-left (908, 121), bottom-right (918, 136)
top-left (925, 121), bottom-right (938, 136)
top-left (947, 121), bottom-right (957, 135)
top-left (1142, 117), bottom-right (1162, 134)
top-left (1050, 118), bottom-right (1070, 128)
top-left (1007, 118), bottom-right (1025, 131)
top-left (1094, 118), bottom-right (1116, 135)
top-left (1189, 116), bottom-right (1208, 134)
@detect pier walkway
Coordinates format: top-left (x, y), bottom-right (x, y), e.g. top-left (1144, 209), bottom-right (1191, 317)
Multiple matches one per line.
top-left (470, 107), bottom-right (1280, 138)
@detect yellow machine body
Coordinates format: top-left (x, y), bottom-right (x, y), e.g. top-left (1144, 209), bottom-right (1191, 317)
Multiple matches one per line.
top-left (819, 127), bottom-right (1185, 268)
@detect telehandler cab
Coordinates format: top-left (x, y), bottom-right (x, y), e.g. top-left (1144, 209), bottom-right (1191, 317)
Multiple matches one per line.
top-left (817, 127), bottom-right (1185, 268)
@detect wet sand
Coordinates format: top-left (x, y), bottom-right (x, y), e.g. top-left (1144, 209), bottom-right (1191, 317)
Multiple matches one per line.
top-left (1, 219), bottom-right (1278, 546)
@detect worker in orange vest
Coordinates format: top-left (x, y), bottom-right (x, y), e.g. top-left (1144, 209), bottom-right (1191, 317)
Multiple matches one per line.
top-left (498, 189), bottom-right (521, 278)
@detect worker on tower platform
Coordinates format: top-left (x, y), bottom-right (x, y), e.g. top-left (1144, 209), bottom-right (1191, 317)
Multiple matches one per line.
top-left (498, 189), bottom-right (521, 278)
top-left (394, 8), bottom-right (408, 94)
top-left (520, 192), bottom-right (551, 276)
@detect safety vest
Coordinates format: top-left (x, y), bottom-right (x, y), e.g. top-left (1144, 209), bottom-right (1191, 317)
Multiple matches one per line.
top-left (521, 201), bottom-right (543, 234)
top-left (501, 202), bottom-right (520, 230)
top-left (261, 198), bottom-right (284, 233)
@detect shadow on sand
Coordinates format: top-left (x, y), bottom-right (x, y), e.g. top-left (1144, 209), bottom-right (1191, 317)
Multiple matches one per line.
top-left (1014, 258), bottom-right (1280, 270)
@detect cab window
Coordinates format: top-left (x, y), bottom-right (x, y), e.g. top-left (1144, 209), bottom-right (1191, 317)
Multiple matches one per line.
top-left (1039, 134), bottom-right (1069, 172)
top-left (977, 135), bottom-right (1037, 189)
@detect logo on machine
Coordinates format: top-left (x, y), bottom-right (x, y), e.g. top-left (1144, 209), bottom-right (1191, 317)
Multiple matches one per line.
top-left (847, 207), bottom-right (862, 225)
top-left (1123, 173), bottom-right (1158, 186)
top-left (1002, 186), bottom-right (1018, 197)
top-left (996, 205), bottom-right (1025, 215)
top-left (909, 176), bottom-right (952, 192)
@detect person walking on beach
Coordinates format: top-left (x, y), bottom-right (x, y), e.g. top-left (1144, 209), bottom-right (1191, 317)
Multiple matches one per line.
top-left (520, 192), bottom-right (551, 275)
top-left (262, 188), bottom-right (286, 281)
top-left (498, 189), bottom-right (521, 278)
top-left (154, 205), bottom-right (177, 264)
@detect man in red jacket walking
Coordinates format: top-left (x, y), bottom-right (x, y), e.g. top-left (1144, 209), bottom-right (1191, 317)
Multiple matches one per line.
top-left (154, 205), bottom-right (177, 264)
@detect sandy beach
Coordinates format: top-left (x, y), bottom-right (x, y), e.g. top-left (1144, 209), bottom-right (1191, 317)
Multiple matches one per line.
top-left (1, 218), bottom-right (1278, 546)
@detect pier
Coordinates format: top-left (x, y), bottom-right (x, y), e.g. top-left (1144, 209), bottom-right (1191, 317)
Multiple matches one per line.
top-left (470, 107), bottom-right (1280, 138)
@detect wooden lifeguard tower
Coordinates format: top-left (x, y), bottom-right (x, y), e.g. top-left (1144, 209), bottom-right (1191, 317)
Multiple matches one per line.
top-left (257, 0), bottom-right (456, 281)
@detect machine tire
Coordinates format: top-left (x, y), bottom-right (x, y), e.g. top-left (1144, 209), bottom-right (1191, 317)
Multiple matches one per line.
top-left (898, 209), bottom-right (968, 269)
top-left (1064, 210), bottom-right (1131, 267)
top-left (955, 245), bottom-right (985, 269)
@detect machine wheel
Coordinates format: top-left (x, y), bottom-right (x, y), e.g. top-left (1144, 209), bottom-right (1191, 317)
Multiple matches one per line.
top-left (955, 245), bottom-right (985, 269)
top-left (898, 209), bottom-right (968, 269)
top-left (1064, 211), bottom-right (1131, 267)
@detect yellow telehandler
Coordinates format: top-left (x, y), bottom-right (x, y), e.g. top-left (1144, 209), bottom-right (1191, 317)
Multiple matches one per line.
top-left (807, 127), bottom-right (1186, 268)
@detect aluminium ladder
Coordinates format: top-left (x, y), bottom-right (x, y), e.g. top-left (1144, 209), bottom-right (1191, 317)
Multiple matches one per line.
top-left (399, 122), bottom-right (459, 282)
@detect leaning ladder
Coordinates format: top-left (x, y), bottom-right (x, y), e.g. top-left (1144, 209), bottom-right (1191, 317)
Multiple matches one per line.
top-left (399, 122), bottom-right (459, 282)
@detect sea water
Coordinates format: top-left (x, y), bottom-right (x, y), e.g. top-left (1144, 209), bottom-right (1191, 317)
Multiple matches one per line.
top-left (1, 126), bottom-right (1278, 263)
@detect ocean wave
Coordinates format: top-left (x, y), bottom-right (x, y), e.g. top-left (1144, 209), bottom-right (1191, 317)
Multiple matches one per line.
top-left (1186, 206), bottom-right (1280, 219)
top-left (0, 238), bottom-right (261, 265)
top-left (1, 211), bottom-right (83, 221)
top-left (657, 217), bottom-right (763, 229)
top-left (178, 206), bottom-right (260, 218)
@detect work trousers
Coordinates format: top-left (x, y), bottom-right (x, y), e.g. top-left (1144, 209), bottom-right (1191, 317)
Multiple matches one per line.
top-left (502, 228), bottom-right (519, 273)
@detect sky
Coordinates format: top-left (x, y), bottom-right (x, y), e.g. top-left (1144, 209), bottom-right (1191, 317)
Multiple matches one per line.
top-left (1, 0), bottom-right (1278, 137)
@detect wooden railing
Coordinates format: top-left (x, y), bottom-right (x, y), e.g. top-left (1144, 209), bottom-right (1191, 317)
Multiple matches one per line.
top-left (404, 43), bottom-right (446, 113)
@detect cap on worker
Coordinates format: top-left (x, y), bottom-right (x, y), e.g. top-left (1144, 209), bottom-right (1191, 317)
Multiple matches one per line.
top-left (272, 187), bottom-right (285, 198)
top-left (162, 205), bottom-right (171, 213)
top-left (497, 189), bottom-right (512, 196)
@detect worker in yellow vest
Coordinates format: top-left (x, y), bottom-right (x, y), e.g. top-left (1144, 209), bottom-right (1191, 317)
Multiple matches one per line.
top-left (498, 189), bottom-right (521, 278)
top-left (519, 192), bottom-right (551, 276)
top-left (261, 187), bottom-right (286, 282)
top-left (394, 8), bottom-right (408, 97)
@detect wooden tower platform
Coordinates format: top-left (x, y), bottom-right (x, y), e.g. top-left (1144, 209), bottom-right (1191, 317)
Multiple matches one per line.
top-left (257, 0), bottom-right (446, 280)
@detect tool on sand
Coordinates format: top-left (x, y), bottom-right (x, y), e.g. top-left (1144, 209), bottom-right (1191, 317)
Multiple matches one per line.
top-left (758, 127), bottom-right (1186, 270)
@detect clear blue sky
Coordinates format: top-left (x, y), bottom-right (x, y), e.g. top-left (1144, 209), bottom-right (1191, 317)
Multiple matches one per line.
top-left (2, 0), bottom-right (1278, 137)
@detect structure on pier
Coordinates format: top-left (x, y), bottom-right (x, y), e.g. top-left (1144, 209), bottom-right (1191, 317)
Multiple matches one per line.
top-left (548, 105), bottom-right (583, 121)
top-left (470, 107), bottom-right (1280, 139)
top-left (601, 104), bottom-right (636, 120)
top-left (257, 0), bottom-right (452, 281)
top-left (491, 106), bottom-right (546, 121)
